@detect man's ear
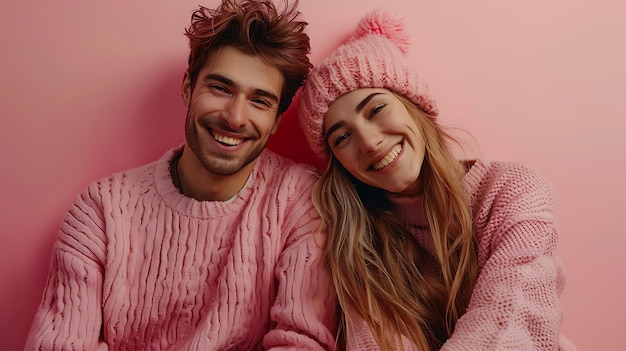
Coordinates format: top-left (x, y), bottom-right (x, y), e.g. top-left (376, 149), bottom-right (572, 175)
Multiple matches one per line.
top-left (270, 115), bottom-right (282, 135)
top-left (181, 71), bottom-right (191, 106)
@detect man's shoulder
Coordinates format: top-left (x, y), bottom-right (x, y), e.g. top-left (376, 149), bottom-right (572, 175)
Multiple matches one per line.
top-left (87, 149), bottom-right (174, 192)
top-left (258, 149), bottom-right (319, 182)
top-left (95, 159), bottom-right (157, 185)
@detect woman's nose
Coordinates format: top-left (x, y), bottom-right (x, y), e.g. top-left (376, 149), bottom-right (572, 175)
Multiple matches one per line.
top-left (356, 124), bottom-right (383, 153)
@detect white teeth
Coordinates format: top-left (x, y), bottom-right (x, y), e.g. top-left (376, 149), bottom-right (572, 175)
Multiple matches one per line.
top-left (213, 132), bottom-right (243, 146)
top-left (372, 144), bottom-right (402, 170)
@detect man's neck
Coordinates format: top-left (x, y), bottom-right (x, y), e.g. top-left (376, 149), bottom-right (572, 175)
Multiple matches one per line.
top-left (173, 146), bottom-right (255, 202)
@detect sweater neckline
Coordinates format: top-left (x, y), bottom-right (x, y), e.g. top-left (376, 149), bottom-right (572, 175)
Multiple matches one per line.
top-left (387, 159), bottom-right (489, 225)
top-left (153, 146), bottom-right (258, 219)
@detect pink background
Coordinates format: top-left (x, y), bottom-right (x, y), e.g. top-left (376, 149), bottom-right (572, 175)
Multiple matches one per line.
top-left (1, 0), bottom-right (624, 349)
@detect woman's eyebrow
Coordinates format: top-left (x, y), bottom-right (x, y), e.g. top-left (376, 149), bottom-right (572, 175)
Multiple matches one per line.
top-left (355, 93), bottom-right (381, 113)
top-left (325, 121), bottom-right (345, 140)
top-left (325, 92), bottom-right (383, 139)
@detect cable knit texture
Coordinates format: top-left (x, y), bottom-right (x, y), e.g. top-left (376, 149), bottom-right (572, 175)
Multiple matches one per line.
top-left (344, 160), bottom-right (576, 351)
top-left (25, 147), bottom-right (337, 351)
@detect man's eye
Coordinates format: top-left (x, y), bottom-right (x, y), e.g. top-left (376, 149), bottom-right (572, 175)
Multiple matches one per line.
top-left (210, 85), bottom-right (229, 93)
top-left (252, 99), bottom-right (270, 107)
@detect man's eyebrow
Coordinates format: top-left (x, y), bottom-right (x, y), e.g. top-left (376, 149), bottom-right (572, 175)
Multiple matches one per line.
top-left (252, 88), bottom-right (279, 104)
top-left (355, 93), bottom-right (381, 113)
top-left (206, 73), bottom-right (233, 87)
top-left (205, 73), bottom-right (279, 104)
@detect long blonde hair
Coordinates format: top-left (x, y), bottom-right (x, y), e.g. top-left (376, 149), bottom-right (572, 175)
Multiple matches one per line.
top-left (312, 93), bottom-right (478, 350)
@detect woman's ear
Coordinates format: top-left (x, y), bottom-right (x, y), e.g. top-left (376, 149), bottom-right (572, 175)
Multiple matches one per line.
top-left (181, 71), bottom-right (191, 106)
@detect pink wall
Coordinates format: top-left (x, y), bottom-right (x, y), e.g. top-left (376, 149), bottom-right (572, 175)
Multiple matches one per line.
top-left (1, 0), bottom-right (624, 349)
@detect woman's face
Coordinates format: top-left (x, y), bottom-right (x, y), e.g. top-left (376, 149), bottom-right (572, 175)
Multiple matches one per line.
top-left (324, 88), bottom-right (426, 196)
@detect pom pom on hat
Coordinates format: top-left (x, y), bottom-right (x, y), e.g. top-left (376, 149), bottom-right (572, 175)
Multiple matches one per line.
top-left (352, 10), bottom-right (410, 54)
top-left (299, 9), bottom-right (438, 160)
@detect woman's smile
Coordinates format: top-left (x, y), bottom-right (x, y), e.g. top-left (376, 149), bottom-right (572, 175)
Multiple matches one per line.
top-left (370, 143), bottom-right (402, 171)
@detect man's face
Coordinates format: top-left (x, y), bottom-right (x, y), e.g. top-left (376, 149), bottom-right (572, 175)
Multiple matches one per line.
top-left (182, 45), bottom-right (284, 178)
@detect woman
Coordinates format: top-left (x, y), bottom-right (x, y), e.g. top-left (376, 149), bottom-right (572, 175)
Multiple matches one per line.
top-left (299, 10), bottom-right (575, 351)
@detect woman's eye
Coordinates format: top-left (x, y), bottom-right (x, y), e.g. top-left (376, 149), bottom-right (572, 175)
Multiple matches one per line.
top-left (333, 133), bottom-right (349, 147)
top-left (370, 104), bottom-right (386, 118)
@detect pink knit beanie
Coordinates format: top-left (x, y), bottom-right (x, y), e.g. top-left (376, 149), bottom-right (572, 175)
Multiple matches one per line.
top-left (299, 10), bottom-right (438, 160)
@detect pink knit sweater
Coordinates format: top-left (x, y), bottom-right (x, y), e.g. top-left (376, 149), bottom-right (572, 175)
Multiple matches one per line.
top-left (26, 147), bottom-right (337, 350)
top-left (345, 160), bottom-right (576, 350)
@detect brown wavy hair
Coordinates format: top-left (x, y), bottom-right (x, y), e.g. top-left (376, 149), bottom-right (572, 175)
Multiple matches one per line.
top-left (312, 92), bottom-right (478, 350)
top-left (184, 0), bottom-right (311, 115)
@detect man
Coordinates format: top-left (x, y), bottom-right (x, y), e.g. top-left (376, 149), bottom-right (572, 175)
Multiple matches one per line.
top-left (25, 1), bottom-right (337, 350)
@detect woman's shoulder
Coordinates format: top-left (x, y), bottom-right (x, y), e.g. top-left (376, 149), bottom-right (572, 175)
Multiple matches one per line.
top-left (464, 159), bottom-right (555, 198)
top-left (463, 159), bottom-right (557, 221)
top-left (466, 159), bottom-right (546, 181)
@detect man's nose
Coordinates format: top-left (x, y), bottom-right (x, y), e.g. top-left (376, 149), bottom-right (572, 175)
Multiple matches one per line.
top-left (222, 96), bottom-right (247, 129)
